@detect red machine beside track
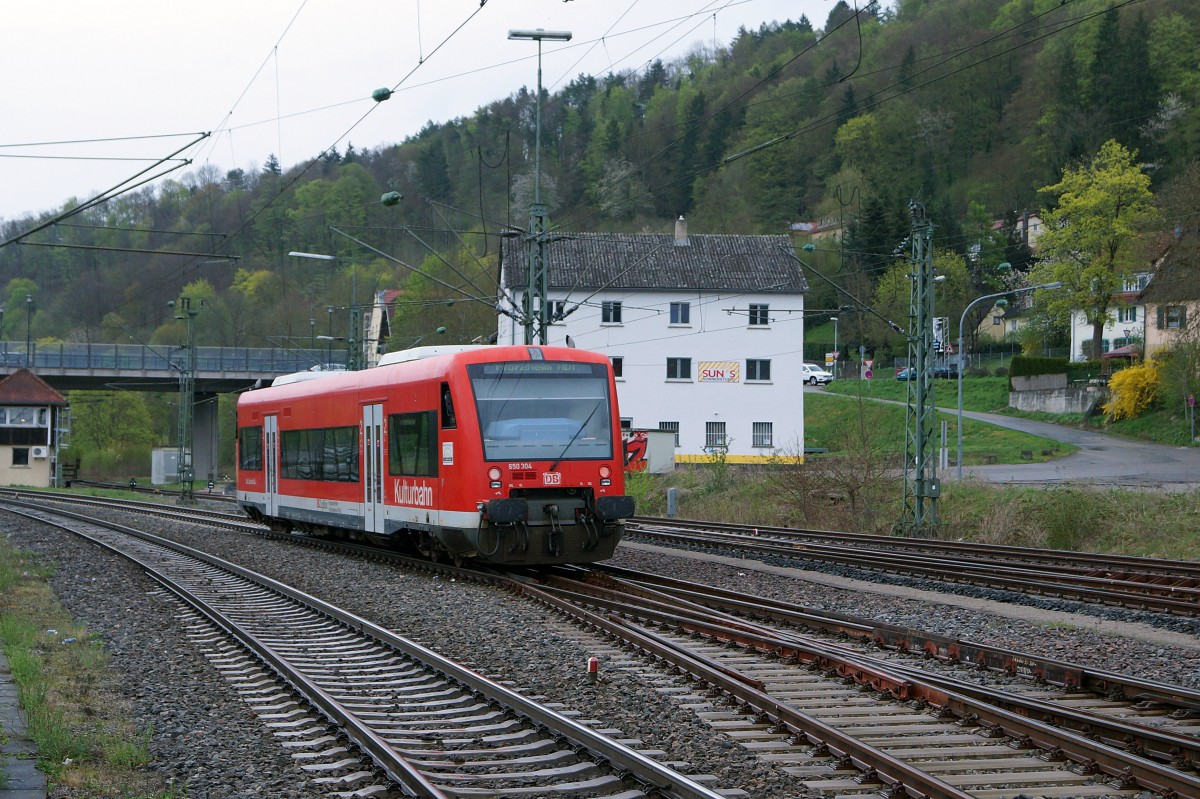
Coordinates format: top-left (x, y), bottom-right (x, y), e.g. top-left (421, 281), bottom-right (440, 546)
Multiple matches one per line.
top-left (235, 344), bottom-right (634, 565)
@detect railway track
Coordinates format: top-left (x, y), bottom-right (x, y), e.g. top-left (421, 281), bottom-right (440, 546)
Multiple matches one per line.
top-left (13, 491), bottom-right (1200, 796)
top-left (627, 517), bottom-right (1200, 617)
top-left (508, 566), bottom-right (1200, 798)
top-left (1, 498), bottom-right (729, 799)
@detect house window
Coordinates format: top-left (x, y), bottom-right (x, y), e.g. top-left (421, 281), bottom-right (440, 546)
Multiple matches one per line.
top-left (659, 421), bottom-right (680, 447)
top-left (1, 407), bottom-right (40, 427)
top-left (610, 356), bottom-right (623, 379)
top-left (11, 448), bottom-right (29, 467)
top-left (705, 421), bottom-right (727, 449)
top-left (1117, 306), bottom-right (1137, 323)
top-left (748, 303), bottom-right (769, 326)
top-left (620, 418), bottom-right (633, 431)
top-left (992, 316), bottom-right (1002, 326)
top-left (666, 357), bottom-right (691, 380)
top-left (601, 301), bottom-right (623, 324)
top-left (669, 302), bottom-right (690, 325)
top-left (1158, 305), bottom-right (1187, 330)
top-left (746, 359), bottom-right (771, 381)
top-left (1124, 274), bottom-right (1150, 292)
top-left (752, 422), bottom-right (773, 448)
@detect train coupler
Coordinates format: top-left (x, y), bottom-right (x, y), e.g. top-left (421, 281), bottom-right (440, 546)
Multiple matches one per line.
top-left (544, 503), bottom-right (563, 556)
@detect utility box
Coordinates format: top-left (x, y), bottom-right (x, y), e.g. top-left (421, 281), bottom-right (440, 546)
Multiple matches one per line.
top-left (151, 448), bottom-right (182, 485)
top-left (623, 429), bottom-right (676, 474)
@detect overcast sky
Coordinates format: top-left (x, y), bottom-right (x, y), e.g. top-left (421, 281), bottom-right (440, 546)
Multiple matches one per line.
top-left (0, 0), bottom-right (845, 223)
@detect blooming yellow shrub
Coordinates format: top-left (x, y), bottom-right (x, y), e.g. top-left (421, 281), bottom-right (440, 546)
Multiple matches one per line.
top-left (1102, 362), bottom-right (1160, 421)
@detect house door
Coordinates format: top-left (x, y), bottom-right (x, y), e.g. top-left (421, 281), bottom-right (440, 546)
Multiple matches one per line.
top-left (363, 404), bottom-right (385, 533)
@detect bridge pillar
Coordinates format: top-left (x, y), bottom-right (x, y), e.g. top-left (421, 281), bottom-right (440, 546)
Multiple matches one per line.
top-left (194, 393), bottom-right (220, 488)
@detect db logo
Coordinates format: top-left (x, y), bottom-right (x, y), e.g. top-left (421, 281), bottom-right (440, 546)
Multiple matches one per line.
top-left (542, 472), bottom-right (562, 485)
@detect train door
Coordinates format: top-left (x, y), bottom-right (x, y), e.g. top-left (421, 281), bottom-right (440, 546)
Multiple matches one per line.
top-left (362, 404), bottom-right (385, 533)
top-left (264, 415), bottom-right (279, 517)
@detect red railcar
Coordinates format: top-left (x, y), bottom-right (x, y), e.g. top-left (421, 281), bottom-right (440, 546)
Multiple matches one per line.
top-left (236, 345), bottom-right (633, 565)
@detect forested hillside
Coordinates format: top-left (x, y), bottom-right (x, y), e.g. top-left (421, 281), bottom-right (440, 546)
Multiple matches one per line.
top-left (0, 0), bottom-right (1197, 361)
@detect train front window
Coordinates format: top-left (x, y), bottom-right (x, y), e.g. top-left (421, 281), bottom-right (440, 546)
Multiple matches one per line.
top-left (468, 361), bottom-right (614, 462)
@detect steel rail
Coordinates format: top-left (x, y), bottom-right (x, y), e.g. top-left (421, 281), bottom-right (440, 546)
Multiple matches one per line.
top-left (532, 571), bottom-right (1200, 798)
top-left (632, 516), bottom-right (1200, 580)
top-left (2, 499), bottom-right (725, 799)
top-left (2, 503), bottom-right (445, 798)
top-left (628, 525), bottom-right (1200, 615)
top-left (503, 575), bottom-right (975, 799)
top-left (595, 563), bottom-right (1200, 713)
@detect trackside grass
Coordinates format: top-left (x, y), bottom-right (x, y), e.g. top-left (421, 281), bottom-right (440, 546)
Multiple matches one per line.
top-left (0, 537), bottom-right (168, 797)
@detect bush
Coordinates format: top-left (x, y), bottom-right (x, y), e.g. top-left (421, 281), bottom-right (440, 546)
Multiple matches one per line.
top-left (1067, 360), bottom-right (1105, 383)
top-left (1102, 362), bottom-right (1160, 421)
top-left (993, 366), bottom-right (1008, 377)
top-left (1009, 355), bottom-right (1069, 379)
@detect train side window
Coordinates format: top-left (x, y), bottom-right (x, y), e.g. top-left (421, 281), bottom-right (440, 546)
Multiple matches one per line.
top-left (440, 383), bottom-right (457, 429)
top-left (238, 426), bottom-right (263, 471)
top-left (388, 411), bottom-right (439, 477)
top-left (280, 426), bottom-right (359, 481)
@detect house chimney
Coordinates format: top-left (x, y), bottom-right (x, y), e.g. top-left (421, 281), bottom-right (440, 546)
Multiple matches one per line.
top-left (674, 215), bottom-right (689, 246)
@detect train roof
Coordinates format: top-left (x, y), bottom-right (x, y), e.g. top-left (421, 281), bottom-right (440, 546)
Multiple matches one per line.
top-left (377, 344), bottom-right (487, 366)
top-left (239, 344), bottom-right (610, 407)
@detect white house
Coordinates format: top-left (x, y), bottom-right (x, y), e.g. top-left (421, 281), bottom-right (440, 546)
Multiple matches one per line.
top-left (499, 219), bottom-right (809, 463)
top-left (1068, 272), bottom-right (1150, 361)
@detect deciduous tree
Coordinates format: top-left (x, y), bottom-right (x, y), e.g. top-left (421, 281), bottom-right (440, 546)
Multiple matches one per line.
top-left (1030, 140), bottom-right (1155, 359)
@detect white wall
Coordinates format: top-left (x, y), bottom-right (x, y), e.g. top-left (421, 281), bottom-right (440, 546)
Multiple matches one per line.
top-left (1068, 307), bottom-right (1144, 361)
top-left (500, 287), bottom-right (807, 461)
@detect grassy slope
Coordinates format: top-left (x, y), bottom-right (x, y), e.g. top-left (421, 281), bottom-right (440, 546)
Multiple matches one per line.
top-left (811, 377), bottom-right (1075, 465)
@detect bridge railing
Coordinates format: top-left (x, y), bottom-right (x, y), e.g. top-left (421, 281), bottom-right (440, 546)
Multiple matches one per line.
top-left (0, 342), bottom-right (347, 375)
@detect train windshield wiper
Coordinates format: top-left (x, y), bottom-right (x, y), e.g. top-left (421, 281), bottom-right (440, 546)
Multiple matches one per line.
top-left (548, 400), bottom-right (603, 473)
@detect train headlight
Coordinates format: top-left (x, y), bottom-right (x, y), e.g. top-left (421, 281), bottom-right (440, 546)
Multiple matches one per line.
top-left (599, 464), bottom-right (611, 486)
top-left (488, 466), bottom-right (502, 488)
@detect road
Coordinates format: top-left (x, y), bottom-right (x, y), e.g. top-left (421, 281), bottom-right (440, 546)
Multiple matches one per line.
top-left (955, 409), bottom-right (1200, 490)
top-left (808, 385), bottom-right (1200, 490)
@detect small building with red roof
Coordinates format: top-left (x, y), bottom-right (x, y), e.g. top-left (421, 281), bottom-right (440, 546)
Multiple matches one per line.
top-left (0, 369), bottom-right (68, 488)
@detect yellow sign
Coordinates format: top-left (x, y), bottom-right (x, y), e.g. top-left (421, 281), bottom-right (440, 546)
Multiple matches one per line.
top-left (697, 361), bottom-right (740, 383)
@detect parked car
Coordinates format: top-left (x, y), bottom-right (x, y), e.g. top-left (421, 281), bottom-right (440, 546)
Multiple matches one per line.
top-left (801, 363), bottom-right (835, 385)
top-left (932, 364), bottom-right (959, 379)
top-left (897, 365), bottom-right (958, 380)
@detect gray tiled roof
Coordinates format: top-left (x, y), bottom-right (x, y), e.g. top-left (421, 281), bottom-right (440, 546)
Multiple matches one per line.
top-left (502, 232), bottom-right (807, 293)
top-left (1140, 255), bottom-right (1200, 304)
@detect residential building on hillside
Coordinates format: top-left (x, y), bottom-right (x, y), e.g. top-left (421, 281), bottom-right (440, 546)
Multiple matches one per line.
top-left (1068, 272), bottom-right (1151, 361)
top-left (1140, 257), bottom-right (1199, 358)
top-left (499, 219), bottom-right (809, 462)
top-left (0, 369), bottom-right (68, 488)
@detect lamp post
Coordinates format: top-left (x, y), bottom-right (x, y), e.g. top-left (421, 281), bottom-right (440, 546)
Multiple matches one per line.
top-left (508, 27), bottom-right (572, 345)
top-left (24, 294), bottom-right (33, 368)
top-left (830, 316), bottom-right (839, 377)
top-left (289, 251), bottom-right (360, 369)
top-left (326, 305), bottom-right (335, 368)
top-left (957, 281), bottom-right (1064, 479)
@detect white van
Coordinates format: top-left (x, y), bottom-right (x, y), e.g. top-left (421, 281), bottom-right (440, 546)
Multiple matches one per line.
top-left (801, 363), bottom-right (834, 385)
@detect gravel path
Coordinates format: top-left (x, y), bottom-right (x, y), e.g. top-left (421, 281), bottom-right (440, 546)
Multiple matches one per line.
top-left (5, 508), bottom-right (1199, 798)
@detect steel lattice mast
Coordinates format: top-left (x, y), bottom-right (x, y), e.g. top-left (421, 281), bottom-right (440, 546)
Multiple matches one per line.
top-left (900, 202), bottom-right (940, 533)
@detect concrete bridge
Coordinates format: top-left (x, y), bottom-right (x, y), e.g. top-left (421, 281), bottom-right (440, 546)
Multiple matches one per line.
top-left (0, 341), bottom-right (348, 485)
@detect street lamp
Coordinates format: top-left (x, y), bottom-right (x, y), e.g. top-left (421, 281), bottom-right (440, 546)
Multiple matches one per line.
top-left (830, 316), bottom-right (838, 377)
top-left (956, 281), bottom-right (1064, 478)
top-left (326, 305), bottom-right (335, 367)
top-left (24, 294), bottom-right (33, 368)
top-left (508, 27), bottom-right (572, 345)
top-left (289, 251), bottom-right (360, 369)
